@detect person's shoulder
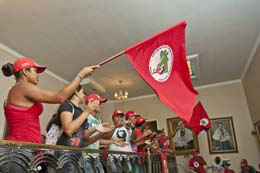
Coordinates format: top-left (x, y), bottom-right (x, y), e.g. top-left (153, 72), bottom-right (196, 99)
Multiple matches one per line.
top-left (58, 101), bottom-right (73, 112)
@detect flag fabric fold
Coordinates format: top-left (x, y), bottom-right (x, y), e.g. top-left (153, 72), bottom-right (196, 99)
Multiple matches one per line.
top-left (125, 21), bottom-right (198, 122)
top-left (184, 101), bottom-right (211, 134)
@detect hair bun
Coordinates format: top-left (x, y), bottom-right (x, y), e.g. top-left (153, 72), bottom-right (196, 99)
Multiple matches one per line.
top-left (2, 63), bottom-right (14, 77)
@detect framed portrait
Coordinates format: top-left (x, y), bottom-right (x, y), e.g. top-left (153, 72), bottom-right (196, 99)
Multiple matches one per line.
top-left (255, 120), bottom-right (260, 143)
top-left (146, 120), bottom-right (158, 132)
top-left (207, 117), bottom-right (238, 154)
top-left (167, 117), bottom-right (199, 155)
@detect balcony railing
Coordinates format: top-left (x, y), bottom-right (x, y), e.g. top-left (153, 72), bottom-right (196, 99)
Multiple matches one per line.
top-left (0, 140), bottom-right (178, 173)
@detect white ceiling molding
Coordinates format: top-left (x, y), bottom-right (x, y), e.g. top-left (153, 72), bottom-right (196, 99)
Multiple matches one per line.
top-left (0, 42), bottom-right (70, 84)
top-left (194, 79), bottom-right (241, 90)
top-left (240, 31), bottom-right (260, 80)
top-left (109, 79), bottom-right (241, 103)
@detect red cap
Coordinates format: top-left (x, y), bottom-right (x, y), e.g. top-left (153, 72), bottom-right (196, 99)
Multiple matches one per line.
top-left (215, 156), bottom-right (221, 162)
top-left (113, 110), bottom-right (124, 117)
top-left (241, 159), bottom-right (248, 166)
top-left (125, 111), bottom-right (139, 119)
top-left (135, 116), bottom-right (146, 125)
top-left (13, 57), bottom-right (46, 73)
top-left (85, 94), bottom-right (107, 104)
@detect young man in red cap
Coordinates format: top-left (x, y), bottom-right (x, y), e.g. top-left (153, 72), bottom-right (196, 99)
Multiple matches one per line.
top-left (132, 116), bottom-right (153, 153)
top-left (208, 156), bottom-right (223, 173)
top-left (241, 159), bottom-right (257, 173)
top-left (82, 94), bottom-right (125, 173)
top-left (189, 150), bottom-right (207, 173)
top-left (109, 110), bottom-right (133, 173)
top-left (125, 111), bottom-right (138, 131)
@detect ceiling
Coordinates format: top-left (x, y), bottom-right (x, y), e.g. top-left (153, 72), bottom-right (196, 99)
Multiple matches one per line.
top-left (0, 0), bottom-right (260, 100)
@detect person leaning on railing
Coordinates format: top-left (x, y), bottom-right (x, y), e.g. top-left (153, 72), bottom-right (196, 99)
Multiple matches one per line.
top-left (1, 57), bottom-right (98, 171)
top-left (54, 85), bottom-right (113, 173)
top-left (108, 110), bottom-right (133, 173)
top-left (82, 94), bottom-right (125, 173)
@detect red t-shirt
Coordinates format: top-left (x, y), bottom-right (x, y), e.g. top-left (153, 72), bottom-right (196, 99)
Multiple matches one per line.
top-left (134, 128), bottom-right (145, 153)
top-left (159, 136), bottom-right (169, 149)
top-left (4, 101), bottom-right (43, 143)
top-left (224, 170), bottom-right (235, 173)
top-left (189, 156), bottom-right (206, 173)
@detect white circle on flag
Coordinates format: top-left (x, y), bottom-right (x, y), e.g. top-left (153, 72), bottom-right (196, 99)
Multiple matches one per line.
top-left (193, 161), bottom-right (200, 168)
top-left (149, 45), bottom-right (174, 82)
top-left (200, 118), bottom-right (209, 126)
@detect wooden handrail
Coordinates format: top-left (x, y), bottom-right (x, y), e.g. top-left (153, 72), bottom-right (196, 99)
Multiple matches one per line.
top-left (0, 140), bottom-right (142, 155)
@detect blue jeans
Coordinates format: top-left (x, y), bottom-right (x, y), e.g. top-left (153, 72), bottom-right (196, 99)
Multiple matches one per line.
top-left (82, 155), bottom-right (104, 173)
top-left (0, 148), bottom-right (34, 173)
top-left (109, 156), bottom-right (132, 173)
top-left (55, 151), bottom-right (82, 173)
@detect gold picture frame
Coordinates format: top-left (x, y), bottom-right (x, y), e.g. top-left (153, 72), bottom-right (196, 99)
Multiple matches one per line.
top-left (255, 120), bottom-right (260, 144)
top-left (207, 117), bottom-right (238, 154)
top-left (166, 117), bottom-right (199, 155)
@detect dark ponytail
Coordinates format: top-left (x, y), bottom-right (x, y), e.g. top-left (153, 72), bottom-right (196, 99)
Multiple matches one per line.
top-left (2, 63), bottom-right (14, 77)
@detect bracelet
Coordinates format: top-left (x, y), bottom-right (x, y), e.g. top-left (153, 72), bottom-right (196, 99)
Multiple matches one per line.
top-left (78, 75), bottom-right (83, 80)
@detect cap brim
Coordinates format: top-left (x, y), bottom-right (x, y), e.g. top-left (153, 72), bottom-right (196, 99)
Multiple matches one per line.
top-left (35, 66), bottom-right (47, 73)
top-left (100, 98), bottom-right (107, 103)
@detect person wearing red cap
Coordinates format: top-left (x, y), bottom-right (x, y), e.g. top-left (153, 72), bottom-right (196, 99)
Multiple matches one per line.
top-left (82, 94), bottom-right (120, 173)
top-left (132, 116), bottom-right (153, 153)
top-left (125, 111), bottom-right (138, 130)
top-left (241, 159), bottom-right (257, 173)
top-left (208, 156), bottom-right (224, 173)
top-left (1, 57), bottom-right (98, 172)
top-left (189, 150), bottom-right (207, 173)
top-left (2, 57), bottom-right (99, 144)
top-left (109, 110), bottom-right (134, 173)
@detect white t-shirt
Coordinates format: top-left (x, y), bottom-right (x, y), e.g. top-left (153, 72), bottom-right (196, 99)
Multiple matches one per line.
top-left (109, 126), bottom-right (132, 153)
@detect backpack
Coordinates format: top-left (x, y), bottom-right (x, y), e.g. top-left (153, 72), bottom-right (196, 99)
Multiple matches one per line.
top-left (45, 102), bottom-right (74, 145)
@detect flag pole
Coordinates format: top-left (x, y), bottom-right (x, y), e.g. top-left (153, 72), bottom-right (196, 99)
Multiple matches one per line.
top-left (98, 50), bottom-right (126, 66)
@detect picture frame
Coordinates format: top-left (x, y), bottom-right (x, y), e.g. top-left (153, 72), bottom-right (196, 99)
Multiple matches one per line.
top-left (166, 117), bottom-right (199, 155)
top-left (146, 120), bottom-right (159, 132)
top-left (207, 117), bottom-right (238, 154)
top-left (255, 120), bottom-right (260, 144)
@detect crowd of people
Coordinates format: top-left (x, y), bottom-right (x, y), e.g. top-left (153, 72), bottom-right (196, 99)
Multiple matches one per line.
top-left (1, 57), bottom-right (259, 173)
top-left (189, 151), bottom-right (259, 173)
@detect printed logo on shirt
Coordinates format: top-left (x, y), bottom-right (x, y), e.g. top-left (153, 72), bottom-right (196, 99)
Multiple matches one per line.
top-left (116, 129), bottom-right (127, 141)
top-left (193, 161), bottom-right (200, 168)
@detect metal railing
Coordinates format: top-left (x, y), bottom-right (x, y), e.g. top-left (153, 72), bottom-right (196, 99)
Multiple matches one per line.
top-left (0, 140), bottom-right (178, 173)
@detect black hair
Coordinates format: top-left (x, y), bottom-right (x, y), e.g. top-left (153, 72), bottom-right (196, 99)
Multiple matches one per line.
top-left (68, 85), bottom-right (83, 100)
top-left (2, 63), bottom-right (14, 77)
top-left (2, 63), bottom-right (31, 79)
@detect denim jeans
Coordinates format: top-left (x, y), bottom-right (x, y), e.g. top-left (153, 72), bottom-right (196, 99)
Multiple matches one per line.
top-left (55, 151), bottom-right (82, 173)
top-left (0, 148), bottom-right (34, 173)
top-left (109, 155), bottom-right (132, 173)
top-left (82, 155), bottom-right (104, 173)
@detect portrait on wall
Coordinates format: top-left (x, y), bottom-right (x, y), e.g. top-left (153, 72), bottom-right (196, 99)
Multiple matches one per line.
top-left (255, 120), bottom-right (260, 144)
top-left (207, 117), bottom-right (238, 154)
top-left (146, 120), bottom-right (158, 132)
top-left (167, 117), bottom-right (199, 155)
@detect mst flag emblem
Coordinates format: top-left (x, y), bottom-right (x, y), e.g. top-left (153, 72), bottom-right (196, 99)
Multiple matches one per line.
top-left (149, 45), bottom-right (174, 82)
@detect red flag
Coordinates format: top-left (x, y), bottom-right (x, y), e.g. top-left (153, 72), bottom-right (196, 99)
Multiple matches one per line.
top-left (125, 21), bottom-right (198, 122)
top-left (185, 101), bottom-right (211, 134)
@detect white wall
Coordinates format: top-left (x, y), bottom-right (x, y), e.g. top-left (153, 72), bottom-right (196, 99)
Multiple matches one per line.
top-left (99, 81), bottom-right (260, 172)
top-left (0, 46), bottom-right (65, 139)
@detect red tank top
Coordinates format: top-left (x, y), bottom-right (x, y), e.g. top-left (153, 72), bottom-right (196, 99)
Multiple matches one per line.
top-left (4, 101), bottom-right (43, 143)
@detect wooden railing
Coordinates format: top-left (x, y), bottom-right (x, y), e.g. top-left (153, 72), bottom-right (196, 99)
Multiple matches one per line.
top-left (0, 140), bottom-right (178, 173)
